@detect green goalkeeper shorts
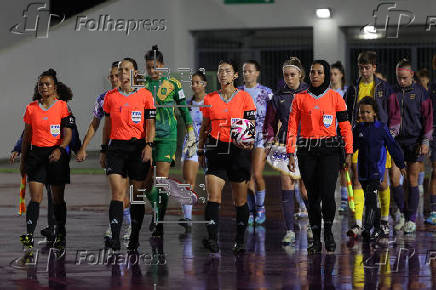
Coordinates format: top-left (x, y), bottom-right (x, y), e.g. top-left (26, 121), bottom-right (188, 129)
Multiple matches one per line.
top-left (152, 140), bottom-right (177, 165)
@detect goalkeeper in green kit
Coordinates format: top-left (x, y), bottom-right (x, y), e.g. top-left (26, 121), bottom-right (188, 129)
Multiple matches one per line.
top-left (143, 45), bottom-right (196, 238)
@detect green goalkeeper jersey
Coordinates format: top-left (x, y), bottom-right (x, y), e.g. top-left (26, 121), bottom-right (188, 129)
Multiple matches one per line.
top-left (145, 76), bottom-right (192, 141)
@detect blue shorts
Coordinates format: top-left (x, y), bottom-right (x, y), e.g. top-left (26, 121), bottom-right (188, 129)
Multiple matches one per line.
top-left (254, 129), bottom-right (265, 148)
top-left (398, 141), bottom-right (424, 163)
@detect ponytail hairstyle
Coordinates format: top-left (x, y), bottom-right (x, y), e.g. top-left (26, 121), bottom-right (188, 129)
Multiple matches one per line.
top-left (282, 57), bottom-right (305, 81)
top-left (331, 60), bottom-right (346, 90)
top-left (396, 57), bottom-right (413, 70)
top-left (33, 68), bottom-right (65, 101)
top-left (145, 44), bottom-right (164, 63)
top-left (56, 82), bottom-right (73, 102)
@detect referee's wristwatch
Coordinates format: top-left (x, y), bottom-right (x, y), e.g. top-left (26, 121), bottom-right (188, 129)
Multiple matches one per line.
top-left (145, 142), bottom-right (154, 148)
top-left (197, 149), bottom-right (205, 156)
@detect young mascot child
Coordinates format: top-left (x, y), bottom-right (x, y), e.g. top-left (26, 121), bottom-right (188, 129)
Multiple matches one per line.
top-left (353, 97), bottom-right (406, 243)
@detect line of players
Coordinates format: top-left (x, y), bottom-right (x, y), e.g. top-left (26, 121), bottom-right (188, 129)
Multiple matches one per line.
top-left (11, 46), bottom-right (436, 256)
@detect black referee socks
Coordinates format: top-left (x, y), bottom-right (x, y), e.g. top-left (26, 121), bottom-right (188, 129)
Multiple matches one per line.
top-left (54, 201), bottom-right (67, 236)
top-left (236, 203), bottom-right (249, 243)
top-left (26, 201), bottom-right (40, 235)
top-left (130, 204), bottom-right (145, 238)
top-left (205, 201), bottom-right (220, 241)
top-left (109, 200), bottom-right (124, 242)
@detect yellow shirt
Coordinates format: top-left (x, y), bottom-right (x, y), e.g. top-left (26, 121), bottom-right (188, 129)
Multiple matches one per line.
top-left (358, 80), bottom-right (375, 101)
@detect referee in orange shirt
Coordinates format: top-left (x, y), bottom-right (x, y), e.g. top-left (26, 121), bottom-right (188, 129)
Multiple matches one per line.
top-left (101, 58), bottom-right (156, 252)
top-left (20, 69), bottom-right (75, 255)
top-left (287, 60), bottom-right (353, 255)
top-left (198, 60), bottom-right (256, 256)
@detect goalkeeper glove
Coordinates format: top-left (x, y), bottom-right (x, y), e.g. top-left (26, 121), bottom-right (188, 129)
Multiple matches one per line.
top-left (185, 127), bottom-right (198, 158)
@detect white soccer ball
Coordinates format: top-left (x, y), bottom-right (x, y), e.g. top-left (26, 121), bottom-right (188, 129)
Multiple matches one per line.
top-left (230, 118), bottom-right (255, 146)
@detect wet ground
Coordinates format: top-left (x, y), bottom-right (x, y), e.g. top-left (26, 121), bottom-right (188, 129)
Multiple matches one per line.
top-left (1, 171), bottom-right (436, 289)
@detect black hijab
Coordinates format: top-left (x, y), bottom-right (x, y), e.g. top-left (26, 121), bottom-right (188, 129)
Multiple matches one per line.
top-left (308, 60), bottom-right (331, 96)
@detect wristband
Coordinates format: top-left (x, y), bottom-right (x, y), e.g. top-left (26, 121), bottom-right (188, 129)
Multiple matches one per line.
top-left (145, 142), bottom-right (154, 148)
top-left (100, 144), bottom-right (108, 153)
top-left (197, 149), bottom-right (205, 156)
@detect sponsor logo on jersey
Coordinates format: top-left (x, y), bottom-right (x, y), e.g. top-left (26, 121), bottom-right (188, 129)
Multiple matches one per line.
top-left (409, 94), bottom-right (416, 100)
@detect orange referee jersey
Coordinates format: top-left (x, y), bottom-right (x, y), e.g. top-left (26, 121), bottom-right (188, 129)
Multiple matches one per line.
top-left (202, 90), bottom-right (256, 142)
top-left (23, 99), bottom-right (70, 147)
top-left (103, 88), bottom-right (155, 140)
top-left (286, 88), bottom-right (353, 154)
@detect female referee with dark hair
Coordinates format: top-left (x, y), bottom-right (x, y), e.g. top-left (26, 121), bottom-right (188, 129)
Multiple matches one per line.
top-left (101, 57), bottom-right (156, 252)
top-left (198, 59), bottom-right (256, 255)
top-left (287, 60), bottom-right (353, 254)
top-left (20, 68), bottom-right (76, 254)
top-left (11, 79), bottom-right (78, 245)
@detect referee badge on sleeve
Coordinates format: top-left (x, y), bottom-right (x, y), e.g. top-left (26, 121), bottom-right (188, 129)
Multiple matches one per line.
top-left (50, 124), bottom-right (61, 137)
top-left (323, 115), bottom-right (333, 128)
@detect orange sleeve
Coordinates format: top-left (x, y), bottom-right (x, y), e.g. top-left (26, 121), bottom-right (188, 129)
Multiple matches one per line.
top-left (336, 93), bottom-right (353, 154)
top-left (23, 104), bottom-right (31, 124)
top-left (146, 90), bottom-right (156, 110)
top-left (286, 95), bottom-right (301, 154)
top-left (202, 96), bottom-right (210, 119)
top-left (62, 102), bottom-right (70, 118)
top-left (103, 93), bottom-right (111, 114)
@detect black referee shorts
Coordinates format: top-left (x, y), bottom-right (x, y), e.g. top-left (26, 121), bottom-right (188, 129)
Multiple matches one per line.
top-left (106, 139), bottom-right (151, 181)
top-left (25, 145), bottom-right (70, 185)
top-left (205, 136), bottom-right (251, 182)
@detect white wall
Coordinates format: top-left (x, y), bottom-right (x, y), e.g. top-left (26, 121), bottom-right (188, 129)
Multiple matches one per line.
top-left (1, 0), bottom-right (436, 158)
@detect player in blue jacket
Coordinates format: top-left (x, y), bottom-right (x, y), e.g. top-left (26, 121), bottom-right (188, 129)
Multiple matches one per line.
top-left (353, 96), bottom-right (406, 244)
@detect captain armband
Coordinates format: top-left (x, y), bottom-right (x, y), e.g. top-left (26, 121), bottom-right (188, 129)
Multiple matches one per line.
top-left (144, 109), bottom-right (157, 119)
top-left (61, 115), bottom-right (76, 128)
top-left (244, 110), bottom-right (256, 120)
top-left (336, 110), bottom-right (348, 123)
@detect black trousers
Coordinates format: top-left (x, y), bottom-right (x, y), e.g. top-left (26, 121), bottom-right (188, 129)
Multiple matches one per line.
top-left (297, 147), bottom-right (340, 230)
top-left (360, 180), bottom-right (381, 231)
